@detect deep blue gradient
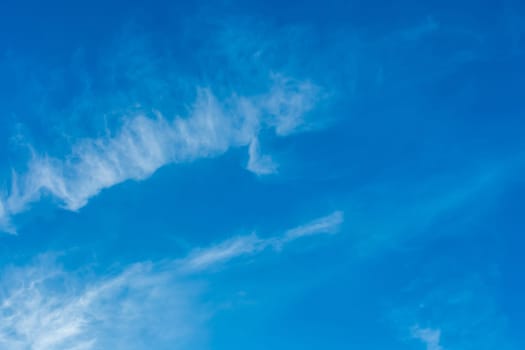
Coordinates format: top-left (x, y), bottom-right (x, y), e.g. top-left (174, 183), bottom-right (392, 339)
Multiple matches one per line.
top-left (0, 1), bottom-right (524, 349)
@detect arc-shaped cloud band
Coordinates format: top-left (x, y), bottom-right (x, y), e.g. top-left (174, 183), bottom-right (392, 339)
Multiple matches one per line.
top-left (0, 75), bottom-right (319, 233)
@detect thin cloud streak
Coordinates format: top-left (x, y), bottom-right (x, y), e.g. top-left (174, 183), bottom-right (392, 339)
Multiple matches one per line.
top-left (179, 234), bottom-right (264, 273)
top-left (178, 210), bottom-right (344, 273)
top-left (283, 210), bottom-right (344, 241)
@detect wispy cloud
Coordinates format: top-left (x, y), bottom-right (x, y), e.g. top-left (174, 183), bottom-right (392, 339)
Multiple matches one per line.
top-left (390, 266), bottom-right (518, 350)
top-left (399, 16), bottom-right (440, 41)
top-left (343, 157), bottom-right (522, 257)
top-left (0, 211), bottom-right (342, 349)
top-left (0, 201), bottom-right (11, 233)
top-left (178, 210), bottom-right (344, 273)
top-left (411, 326), bottom-right (443, 350)
top-left (0, 258), bottom-right (205, 350)
top-left (264, 74), bottom-right (320, 136)
top-left (0, 75), bottom-right (319, 233)
top-left (283, 210), bottom-right (344, 241)
top-left (246, 137), bottom-right (278, 175)
top-left (179, 233), bottom-right (264, 273)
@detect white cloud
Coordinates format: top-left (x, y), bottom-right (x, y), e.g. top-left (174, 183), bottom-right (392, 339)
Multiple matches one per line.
top-left (264, 74), bottom-right (320, 136)
top-left (246, 137), bottom-right (278, 175)
top-left (178, 210), bottom-right (344, 272)
top-left (0, 257), bottom-right (205, 350)
top-left (411, 326), bottom-right (443, 350)
top-left (0, 210), bottom-right (342, 349)
top-left (283, 210), bottom-right (344, 241)
top-left (178, 233), bottom-right (264, 273)
top-left (0, 200), bottom-right (14, 234)
top-left (0, 76), bottom-right (319, 233)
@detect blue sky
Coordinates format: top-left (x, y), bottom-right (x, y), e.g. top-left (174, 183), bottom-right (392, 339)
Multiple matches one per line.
top-left (0, 0), bottom-right (524, 349)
